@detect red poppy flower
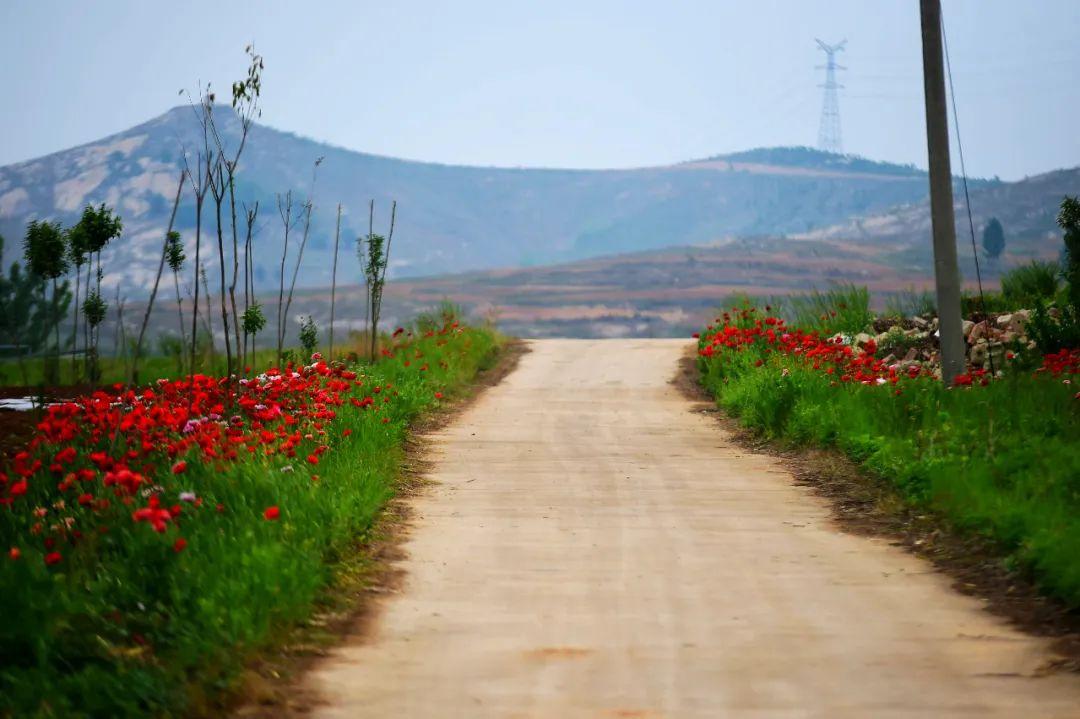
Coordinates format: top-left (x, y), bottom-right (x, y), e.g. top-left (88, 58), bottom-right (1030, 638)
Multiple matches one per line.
top-left (173, 538), bottom-right (188, 553)
top-left (8, 547), bottom-right (20, 560)
top-left (264, 506), bottom-right (280, 521)
top-left (171, 461), bottom-right (187, 475)
top-left (44, 552), bottom-right (62, 566)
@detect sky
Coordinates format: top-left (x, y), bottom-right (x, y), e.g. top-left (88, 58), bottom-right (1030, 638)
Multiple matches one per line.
top-left (1, 0), bottom-right (1078, 181)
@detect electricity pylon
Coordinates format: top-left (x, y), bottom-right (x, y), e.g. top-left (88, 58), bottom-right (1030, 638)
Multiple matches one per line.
top-left (816, 39), bottom-right (846, 154)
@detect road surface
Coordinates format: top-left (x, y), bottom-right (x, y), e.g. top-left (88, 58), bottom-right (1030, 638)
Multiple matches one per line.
top-left (302, 339), bottom-right (1080, 718)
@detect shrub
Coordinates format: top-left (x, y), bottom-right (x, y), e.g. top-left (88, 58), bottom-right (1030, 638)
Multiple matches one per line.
top-left (1027, 303), bottom-right (1080, 354)
top-left (1000, 260), bottom-right (1060, 307)
top-left (1060, 196), bottom-right (1080, 311)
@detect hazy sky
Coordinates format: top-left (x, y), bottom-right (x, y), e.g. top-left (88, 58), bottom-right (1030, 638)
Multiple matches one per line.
top-left (1, 1), bottom-right (1078, 180)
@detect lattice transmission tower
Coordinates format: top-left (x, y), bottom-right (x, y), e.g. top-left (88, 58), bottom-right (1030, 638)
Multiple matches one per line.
top-left (815, 38), bottom-right (846, 154)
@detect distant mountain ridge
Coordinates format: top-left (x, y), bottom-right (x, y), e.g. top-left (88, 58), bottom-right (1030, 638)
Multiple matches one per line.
top-left (1, 106), bottom-right (954, 295)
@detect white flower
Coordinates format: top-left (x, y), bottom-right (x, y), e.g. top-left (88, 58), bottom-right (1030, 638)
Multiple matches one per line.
top-left (180, 492), bottom-right (197, 503)
top-left (281, 465), bottom-right (294, 473)
top-left (875, 377), bottom-right (887, 385)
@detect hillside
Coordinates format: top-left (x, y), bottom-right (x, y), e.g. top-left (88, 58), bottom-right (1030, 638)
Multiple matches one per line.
top-left (301, 166), bottom-right (1078, 339)
top-left (793, 165), bottom-right (1080, 277)
top-left (0, 106), bottom-right (937, 294)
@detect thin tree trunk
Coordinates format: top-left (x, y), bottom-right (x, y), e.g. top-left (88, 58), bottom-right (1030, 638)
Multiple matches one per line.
top-left (371, 200), bottom-right (396, 362)
top-left (70, 263), bottom-right (80, 381)
top-left (329, 203), bottom-right (341, 362)
top-left (214, 183), bottom-right (233, 380)
top-left (276, 194), bottom-right (291, 367)
top-left (190, 192), bottom-right (204, 377)
top-left (173, 270), bottom-right (186, 375)
top-left (51, 278), bottom-right (59, 382)
top-left (282, 198), bottom-right (314, 359)
top-left (132, 170), bottom-right (184, 385)
top-left (366, 200), bottom-right (373, 361)
top-left (83, 260), bottom-right (91, 378)
top-left (227, 176), bottom-right (241, 376)
top-left (200, 263), bottom-right (217, 371)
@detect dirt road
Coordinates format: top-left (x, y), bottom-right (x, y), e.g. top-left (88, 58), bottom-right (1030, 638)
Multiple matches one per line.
top-left (302, 339), bottom-right (1080, 718)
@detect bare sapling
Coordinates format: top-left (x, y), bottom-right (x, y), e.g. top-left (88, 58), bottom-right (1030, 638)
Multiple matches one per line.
top-left (208, 158), bottom-right (235, 380)
top-left (206, 45), bottom-right (263, 381)
top-left (132, 169), bottom-right (185, 384)
top-left (329, 203), bottom-right (342, 361)
top-left (199, 262), bottom-right (216, 369)
top-left (179, 84), bottom-right (216, 380)
top-left (275, 191), bottom-right (295, 367)
top-left (278, 157), bottom-right (324, 364)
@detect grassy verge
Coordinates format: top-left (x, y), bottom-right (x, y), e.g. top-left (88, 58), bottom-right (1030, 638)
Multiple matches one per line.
top-left (0, 318), bottom-right (502, 718)
top-left (0, 348), bottom-right (284, 389)
top-left (697, 300), bottom-right (1080, 608)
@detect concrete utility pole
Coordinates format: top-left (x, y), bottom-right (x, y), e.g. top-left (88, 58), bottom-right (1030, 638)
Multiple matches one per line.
top-left (919, 0), bottom-right (966, 385)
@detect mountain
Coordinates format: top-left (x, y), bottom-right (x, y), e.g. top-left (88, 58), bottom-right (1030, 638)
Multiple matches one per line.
top-left (296, 166), bottom-right (1076, 340)
top-left (792, 165), bottom-right (1080, 277)
top-left (0, 106), bottom-right (940, 295)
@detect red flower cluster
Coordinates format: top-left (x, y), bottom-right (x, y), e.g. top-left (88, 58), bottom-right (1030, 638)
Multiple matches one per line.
top-left (0, 357), bottom-right (386, 566)
top-left (698, 309), bottom-right (931, 387)
top-left (1037, 348), bottom-right (1080, 378)
top-left (699, 307), bottom-right (1078, 393)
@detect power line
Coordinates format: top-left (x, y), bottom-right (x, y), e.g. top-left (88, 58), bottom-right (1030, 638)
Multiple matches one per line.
top-left (815, 38), bottom-right (847, 154)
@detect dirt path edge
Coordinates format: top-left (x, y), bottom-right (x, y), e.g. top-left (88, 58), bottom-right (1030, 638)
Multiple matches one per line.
top-left (227, 339), bottom-right (530, 717)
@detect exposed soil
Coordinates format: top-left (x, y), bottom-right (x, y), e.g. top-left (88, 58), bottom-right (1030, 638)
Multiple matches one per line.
top-left (673, 349), bottom-right (1080, 673)
top-left (228, 339), bottom-right (528, 718)
top-left (0, 384), bottom-right (101, 457)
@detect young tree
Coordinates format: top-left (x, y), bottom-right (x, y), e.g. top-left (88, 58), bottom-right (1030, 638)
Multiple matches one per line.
top-left (0, 235), bottom-right (48, 385)
top-left (982, 217), bottom-right (1005, 261)
top-left (206, 45), bottom-right (263, 378)
top-left (329, 203), bottom-right (342, 361)
top-left (208, 158), bottom-right (235, 379)
top-left (241, 201), bottom-right (261, 368)
top-left (1060, 196), bottom-right (1080, 311)
top-left (279, 158), bottom-right (323, 363)
top-left (361, 200), bottom-right (396, 362)
top-left (180, 84), bottom-right (216, 379)
top-left (73, 203), bottom-right (123, 383)
top-left (299, 315), bottom-right (318, 358)
top-left (132, 170), bottom-right (186, 384)
top-left (65, 224), bottom-right (87, 379)
top-left (275, 190), bottom-right (295, 367)
top-left (165, 230), bottom-right (187, 373)
top-left (23, 220), bottom-right (70, 383)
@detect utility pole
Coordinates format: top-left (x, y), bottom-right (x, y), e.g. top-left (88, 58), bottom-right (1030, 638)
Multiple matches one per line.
top-left (815, 39), bottom-right (846, 154)
top-left (919, 0), bottom-right (966, 385)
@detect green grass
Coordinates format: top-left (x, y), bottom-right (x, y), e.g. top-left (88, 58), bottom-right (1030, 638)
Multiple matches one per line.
top-left (698, 307), bottom-right (1080, 608)
top-left (0, 348), bottom-right (283, 388)
top-left (0, 322), bottom-right (502, 718)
